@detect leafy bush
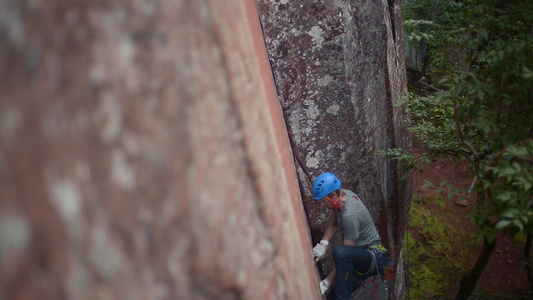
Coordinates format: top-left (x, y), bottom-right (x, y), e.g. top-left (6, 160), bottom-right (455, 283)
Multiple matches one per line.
top-left (398, 0), bottom-right (533, 297)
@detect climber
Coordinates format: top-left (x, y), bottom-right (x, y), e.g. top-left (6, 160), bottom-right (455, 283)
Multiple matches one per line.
top-left (311, 172), bottom-right (386, 300)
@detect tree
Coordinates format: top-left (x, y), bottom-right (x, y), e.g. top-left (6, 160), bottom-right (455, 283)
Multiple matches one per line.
top-left (403, 0), bottom-right (473, 76)
top-left (399, 0), bottom-right (533, 298)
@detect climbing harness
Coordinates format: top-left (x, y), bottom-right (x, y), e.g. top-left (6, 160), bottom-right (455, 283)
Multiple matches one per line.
top-left (369, 244), bottom-right (388, 275)
top-left (356, 245), bottom-right (388, 274)
top-left (353, 244), bottom-right (388, 277)
top-left (359, 245), bottom-right (395, 300)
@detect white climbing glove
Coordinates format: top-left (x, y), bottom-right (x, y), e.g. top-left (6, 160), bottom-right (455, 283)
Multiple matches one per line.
top-left (319, 278), bottom-right (331, 295)
top-left (312, 240), bottom-right (329, 262)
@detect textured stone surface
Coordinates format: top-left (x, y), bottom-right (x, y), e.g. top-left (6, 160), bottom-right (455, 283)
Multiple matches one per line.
top-left (0, 0), bottom-right (320, 299)
top-left (258, 0), bottom-right (411, 298)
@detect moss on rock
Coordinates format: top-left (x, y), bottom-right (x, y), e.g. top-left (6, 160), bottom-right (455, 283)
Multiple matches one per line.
top-left (406, 194), bottom-right (479, 299)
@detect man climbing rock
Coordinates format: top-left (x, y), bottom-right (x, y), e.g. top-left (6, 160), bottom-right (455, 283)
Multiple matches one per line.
top-left (311, 172), bottom-right (386, 300)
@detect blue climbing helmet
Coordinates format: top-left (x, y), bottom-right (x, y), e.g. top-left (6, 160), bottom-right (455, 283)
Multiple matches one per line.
top-left (313, 172), bottom-right (341, 200)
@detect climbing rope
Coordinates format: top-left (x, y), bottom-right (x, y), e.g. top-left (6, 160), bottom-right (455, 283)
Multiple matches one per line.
top-left (364, 275), bottom-right (378, 300)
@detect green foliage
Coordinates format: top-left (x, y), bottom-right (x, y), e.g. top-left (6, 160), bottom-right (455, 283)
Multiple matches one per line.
top-left (422, 180), bottom-right (471, 205)
top-left (403, 0), bottom-right (474, 70)
top-left (404, 93), bottom-right (465, 155)
top-left (375, 147), bottom-right (433, 175)
top-left (489, 142), bottom-right (533, 236)
top-left (400, 0), bottom-right (533, 238)
top-left (400, 0), bottom-right (533, 297)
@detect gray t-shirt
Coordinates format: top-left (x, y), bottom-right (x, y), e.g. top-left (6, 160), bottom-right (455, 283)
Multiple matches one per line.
top-left (337, 189), bottom-right (381, 247)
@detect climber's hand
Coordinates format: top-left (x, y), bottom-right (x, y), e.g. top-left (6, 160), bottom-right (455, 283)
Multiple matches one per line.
top-left (319, 278), bottom-right (331, 295)
top-left (312, 240), bottom-right (329, 262)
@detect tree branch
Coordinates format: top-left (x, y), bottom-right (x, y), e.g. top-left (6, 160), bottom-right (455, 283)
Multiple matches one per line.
top-left (489, 138), bottom-right (533, 166)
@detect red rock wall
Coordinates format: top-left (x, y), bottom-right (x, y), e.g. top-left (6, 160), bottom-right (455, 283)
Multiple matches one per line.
top-left (0, 1), bottom-right (321, 299)
top-left (258, 0), bottom-right (411, 298)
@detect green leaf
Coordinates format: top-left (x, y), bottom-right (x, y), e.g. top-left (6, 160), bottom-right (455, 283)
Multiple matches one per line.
top-left (495, 220), bottom-right (511, 229)
top-left (513, 219), bottom-right (524, 231)
top-left (423, 180), bottom-right (435, 188)
top-left (481, 28), bottom-right (489, 41)
top-left (501, 210), bottom-right (516, 219)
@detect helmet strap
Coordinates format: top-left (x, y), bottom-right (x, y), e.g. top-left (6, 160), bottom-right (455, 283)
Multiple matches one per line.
top-left (325, 196), bottom-right (339, 211)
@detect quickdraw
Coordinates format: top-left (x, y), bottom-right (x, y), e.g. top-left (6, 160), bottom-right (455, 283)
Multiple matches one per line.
top-left (369, 244), bottom-right (388, 254)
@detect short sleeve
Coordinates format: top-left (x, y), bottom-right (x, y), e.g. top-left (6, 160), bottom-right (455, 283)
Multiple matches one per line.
top-left (342, 215), bottom-right (360, 240)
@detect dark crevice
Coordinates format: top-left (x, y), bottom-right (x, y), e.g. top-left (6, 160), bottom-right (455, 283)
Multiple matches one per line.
top-left (388, 0), bottom-right (397, 42)
top-left (294, 152), bottom-right (313, 190)
top-left (384, 43), bottom-right (401, 256)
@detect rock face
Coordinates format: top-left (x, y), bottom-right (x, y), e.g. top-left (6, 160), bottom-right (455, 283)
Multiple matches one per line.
top-left (0, 1), bottom-right (321, 299)
top-left (257, 0), bottom-right (411, 298)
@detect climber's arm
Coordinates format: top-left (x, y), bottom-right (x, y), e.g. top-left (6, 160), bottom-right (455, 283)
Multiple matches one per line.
top-left (322, 210), bottom-right (337, 242)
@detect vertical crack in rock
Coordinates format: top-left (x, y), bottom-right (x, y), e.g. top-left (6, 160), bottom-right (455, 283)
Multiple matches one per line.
top-left (387, 0), bottom-right (397, 42)
top-left (294, 153), bottom-right (313, 194)
top-left (384, 67), bottom-right (398, 251)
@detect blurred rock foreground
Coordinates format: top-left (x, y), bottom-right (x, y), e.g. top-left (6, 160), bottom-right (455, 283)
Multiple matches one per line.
top-left (0, 0), bottom-right (409, 300)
